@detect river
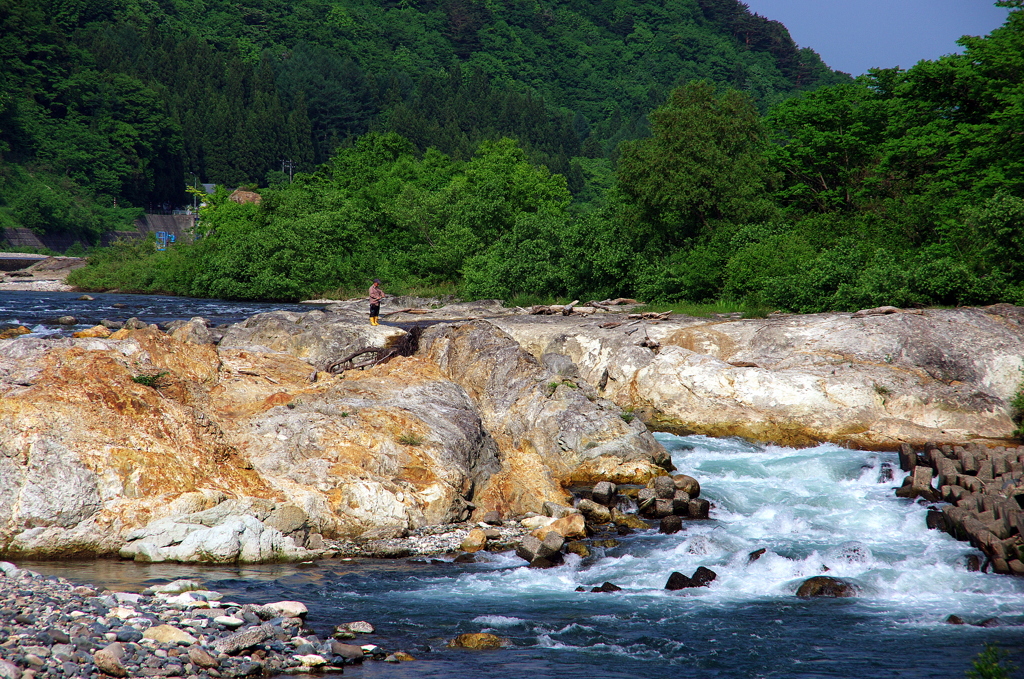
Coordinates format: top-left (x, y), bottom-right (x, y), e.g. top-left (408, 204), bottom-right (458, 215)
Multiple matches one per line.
top-left (21, 434), bottom-right (1024, 678)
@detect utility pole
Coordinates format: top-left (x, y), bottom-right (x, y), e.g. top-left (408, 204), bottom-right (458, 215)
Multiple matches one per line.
top-left (281, 159), bottom-right (295, 183)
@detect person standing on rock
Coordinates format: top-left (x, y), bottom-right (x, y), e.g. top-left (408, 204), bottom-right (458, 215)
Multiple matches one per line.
top-left (368, 278), bottom-right (385, 325)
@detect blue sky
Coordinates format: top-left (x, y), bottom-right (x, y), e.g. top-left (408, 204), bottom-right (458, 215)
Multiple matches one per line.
top-left (739, 0), bottom-right (1013, 75)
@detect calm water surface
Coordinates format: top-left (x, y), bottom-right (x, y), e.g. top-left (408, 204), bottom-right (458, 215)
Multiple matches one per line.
top-left (22, 435), bottom-right (1024, 679)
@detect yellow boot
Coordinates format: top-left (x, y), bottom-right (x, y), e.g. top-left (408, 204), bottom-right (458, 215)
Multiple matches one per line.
top-left (369, 316), bottom-right (376, 326)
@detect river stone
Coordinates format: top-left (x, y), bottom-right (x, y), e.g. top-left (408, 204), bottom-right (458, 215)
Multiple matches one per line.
top-left (295, 654), bottom-right (327, 667)
top-left (143, 625), bottom-right (197, 644)
top-left (211, 623), bottom-right (275, 654)
top-left (187, 646), bottom-right (219, 669)
top-left (146, 579), bottom-right (203, 595)
top-left (263, 601), bottom-right (308, 618)
top-left (0, 660), bottom-right (20, 679)
top-left (516, 532), bottom-right (564, 563)
top-left (533, 512), bottom-right (586, 540)
top-left (330, 642), bottom-right (365, 660)
top-left (448, 633), bottom-right (505, 649)
top-left (565, 541), bottom-right (591, 558)
top-left (577, 498), bottom-right (611, 524)
top-left (93, 648), bottom-right (127, 677)
top-left (946, 615), bottom-right (965, 625)
top-left (482, 510), bottom-right (502, 525)
top-left (590, 581), bottom-right (622, 593)
top-left (338, 620), bottom-right (375, 634)
top-left (542, 501), bottom-right (577, 518)
top-left (521, 515), bottom-right (556, 530)
top-left (612, 511), bottom-right (650, 530)
top-left (592, 482), bottom-right (617, 506)
top-left (796, 576), bottom-right (857, 598)
top-left (672, 475), bottom-right (700, 498)
top-left (461, 528), bottom-right (488, 553)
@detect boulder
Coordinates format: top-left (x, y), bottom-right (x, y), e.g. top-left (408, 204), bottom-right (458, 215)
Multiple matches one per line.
top-left (329, 642), bottom-right (365, 661)
top-left (532, 512), bottom-right (586, 540)
top-left (612, 511), bottom-right (650, 530)
top-left (592, 481), bottom-right (617, 506)
top-left (262, 601), bottom-right (307, 618)
top-left (795, 576), bottom-right (857, 598)
top-left (590, 581), bottom-right (622, 593)
top-left (337, 620), bottom-right (375, 634)
top-left (482, 510), bottom-right (502, 525)
top-left (448, 633), bottom-right (505, 650)
top-left (541, 501), bottom-right (577, 519)
top-left (421, 321), bottom-right (668, 516)
top-left (672, 475), bottom-right (700, 498)
top-left (665, 567), bottom-right (717, 590)
top-left (576, 498), bottom-right (612, 524)
top-left (461, 528), bottom-right (488, 553)
top-left (72, 325), bottom-right (111, 339)
top-left (515, 532), bottom-right (565, 568)
top-left (688, 499), bottom-right (710, 519)
top-left (565, 541), bottom-right (591, 558)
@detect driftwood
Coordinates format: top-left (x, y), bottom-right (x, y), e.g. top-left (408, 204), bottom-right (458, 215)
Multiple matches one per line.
top-left (585, 297), bottom-right (639, 309)
top-left (326, 326), bottom-right (423, 374)
top-left (627, 312), bottom-right (672, 320)
top-left (599, 322), bottom-right (623, 329)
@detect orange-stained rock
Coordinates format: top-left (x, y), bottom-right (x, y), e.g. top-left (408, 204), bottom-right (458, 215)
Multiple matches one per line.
top-left (0, 326), bottom-right (30, 339)
top-left (72, 325), bottom-right (111, 339)
top-left (422, 321), bottom-right (667, 518)
top-left (531, 512), bottom-right (586, 540)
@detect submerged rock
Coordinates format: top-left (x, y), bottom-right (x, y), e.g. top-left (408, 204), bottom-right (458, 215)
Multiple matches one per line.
top-left (448, 633), bottom-right (506, 650)
top-left (795, 576), bottom-right (857, 598)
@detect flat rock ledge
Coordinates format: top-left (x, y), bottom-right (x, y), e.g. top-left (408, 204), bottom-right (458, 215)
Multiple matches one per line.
top-left (0, 561), bottom-right (408, 679)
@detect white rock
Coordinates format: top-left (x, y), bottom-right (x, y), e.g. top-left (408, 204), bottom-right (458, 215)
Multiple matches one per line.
top-left (521, 516), bottom-right (555, 530)
top-left (263, 601), bottom-right (307, 618)
top-left (295, 655), bottom-right (327, 667)
top-left (214, 616), bottom-right (245, 629)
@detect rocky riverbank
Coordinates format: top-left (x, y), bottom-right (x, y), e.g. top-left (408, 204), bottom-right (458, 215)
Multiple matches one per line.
top-left (0, 257), bottom-right (83, 292)
top-left (0, 561), bottom-right (415, 679)
top-left (2, 297), bottom-right (1023, 562)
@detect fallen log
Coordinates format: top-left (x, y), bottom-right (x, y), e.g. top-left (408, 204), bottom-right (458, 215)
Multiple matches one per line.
top-left (627, 311), bottom-right (672, 320)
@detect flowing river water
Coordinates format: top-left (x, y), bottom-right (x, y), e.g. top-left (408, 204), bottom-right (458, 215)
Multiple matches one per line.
top-left (3, 292), bottom-right (1023, 677)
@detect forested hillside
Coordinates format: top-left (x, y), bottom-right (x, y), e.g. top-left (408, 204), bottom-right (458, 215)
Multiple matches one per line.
top-left (0, 0), bottom-right (844, 238)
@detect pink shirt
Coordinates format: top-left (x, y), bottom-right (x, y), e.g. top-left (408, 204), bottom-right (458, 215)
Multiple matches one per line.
top-left (369, 285), bottom-right (384, 303)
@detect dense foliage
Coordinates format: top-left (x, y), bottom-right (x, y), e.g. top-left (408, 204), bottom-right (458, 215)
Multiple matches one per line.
top-left (1, 0), bottom-right (843, 237)
top-left (17, 0), bottom-right (1024, 313)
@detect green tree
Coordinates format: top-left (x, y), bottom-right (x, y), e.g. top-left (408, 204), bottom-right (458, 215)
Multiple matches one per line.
top-left (617, 81), bottom-right (774, 247)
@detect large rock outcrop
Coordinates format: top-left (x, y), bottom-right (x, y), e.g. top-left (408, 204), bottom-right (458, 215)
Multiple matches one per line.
top-left (491, 306), bottom-right (1024, 449)
top-left (0, 312), bottom-right (662, 558)
top-left (421, 321), bottom-right (668, 517)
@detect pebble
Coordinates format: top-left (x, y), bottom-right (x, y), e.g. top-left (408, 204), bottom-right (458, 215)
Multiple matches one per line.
top-left (0, 561), bottom-right (395, 678)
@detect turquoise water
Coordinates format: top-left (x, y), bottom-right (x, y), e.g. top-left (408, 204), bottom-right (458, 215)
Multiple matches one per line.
top-left (26, 434), bottom-right (1024, 677)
